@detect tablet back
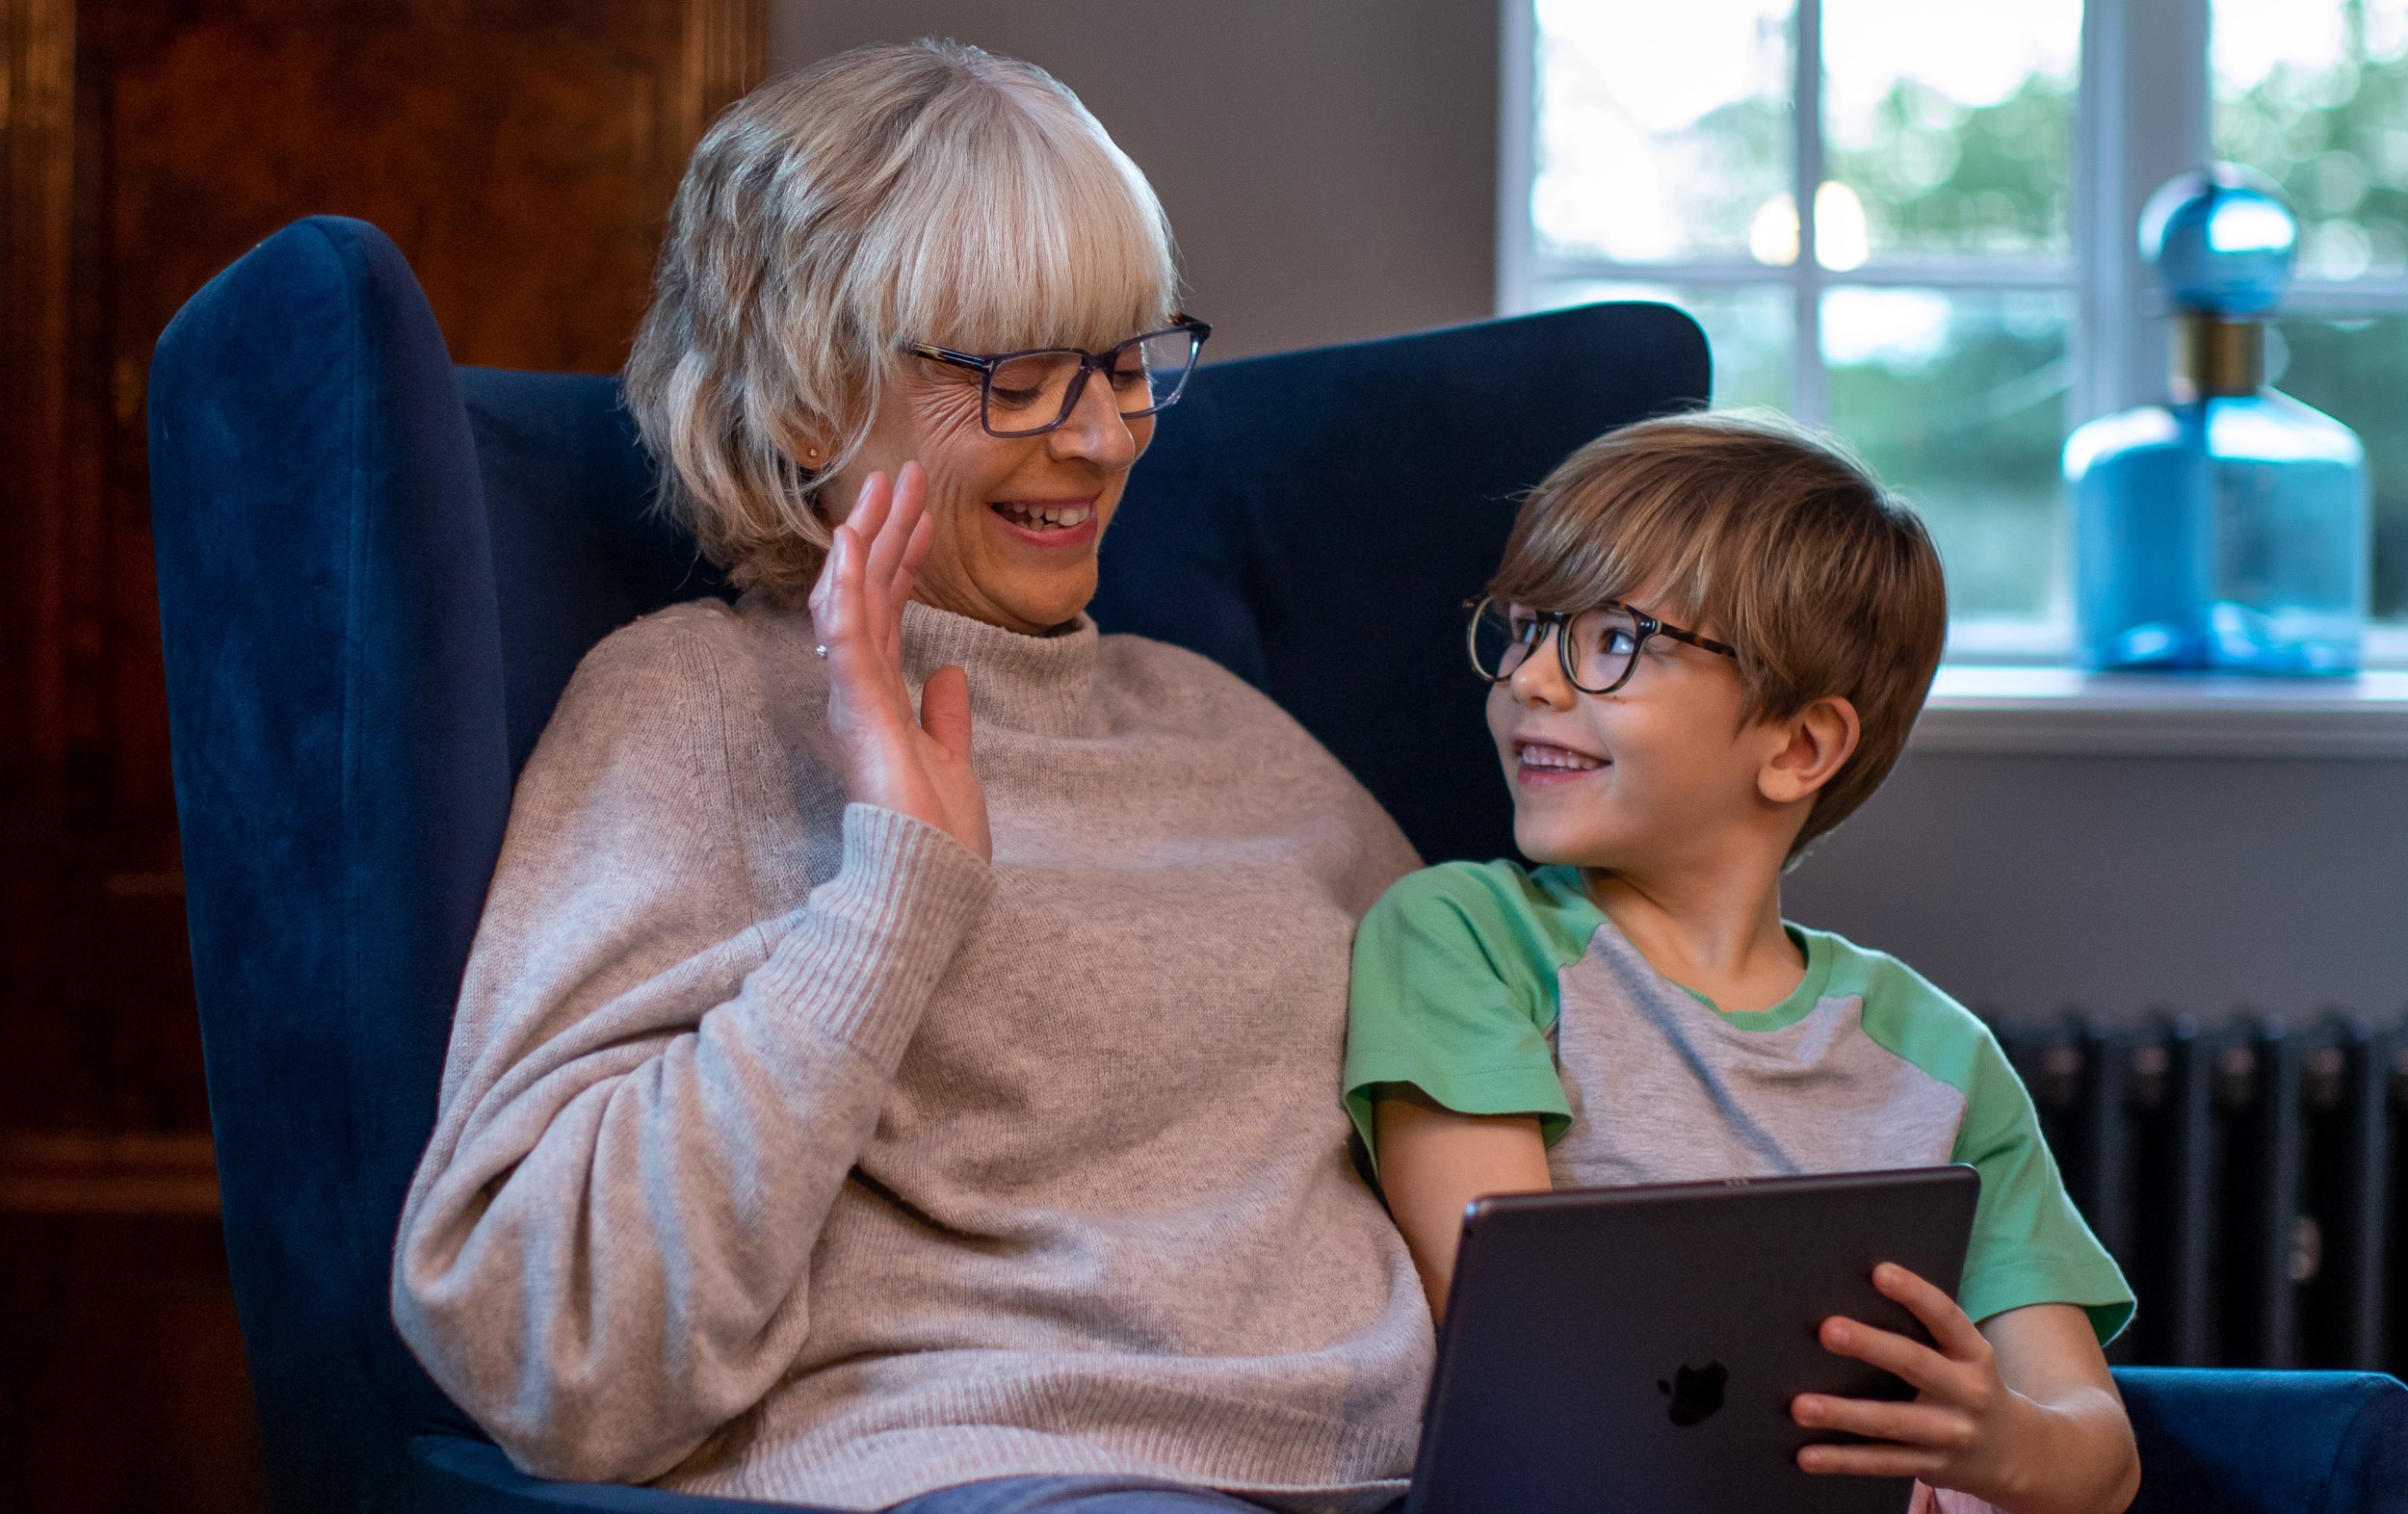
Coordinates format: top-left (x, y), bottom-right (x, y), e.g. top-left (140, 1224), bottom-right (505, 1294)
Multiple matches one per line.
top-left (1407, 1165), bottom-right (1981, 1514)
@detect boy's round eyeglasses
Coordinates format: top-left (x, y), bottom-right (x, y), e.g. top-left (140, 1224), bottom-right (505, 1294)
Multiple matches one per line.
top-left (1465, 596), bottom-right (1739, 695)
top-left (903, 316), bottom-right (1214, 439)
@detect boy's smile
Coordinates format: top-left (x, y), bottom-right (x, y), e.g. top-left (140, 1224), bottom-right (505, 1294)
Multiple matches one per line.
top-left (1512, 738), bottom-right (1608, 785)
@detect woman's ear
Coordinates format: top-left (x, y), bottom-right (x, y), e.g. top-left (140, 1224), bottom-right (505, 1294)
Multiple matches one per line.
top-left (1758, 696), bottom-right (1861, 806)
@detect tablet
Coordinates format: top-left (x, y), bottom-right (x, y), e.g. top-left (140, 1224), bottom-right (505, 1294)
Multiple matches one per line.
top-left (1405, 1164), bottom-right (1981, 1514)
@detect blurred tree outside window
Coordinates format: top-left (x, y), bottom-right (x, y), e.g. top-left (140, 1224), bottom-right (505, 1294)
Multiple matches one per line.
top-left (1507, 0), bottom-right (2408, 649)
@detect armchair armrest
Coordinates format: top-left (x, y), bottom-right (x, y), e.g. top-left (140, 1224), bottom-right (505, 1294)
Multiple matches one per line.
top-left (2115, 1367), bottom-right (2408, 1514)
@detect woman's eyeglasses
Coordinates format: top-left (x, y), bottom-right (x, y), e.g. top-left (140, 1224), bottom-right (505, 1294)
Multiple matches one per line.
top-left (904, 316), bottom-right (1213, 439)
top-left (1465, 596), bottom-right (1738, 695)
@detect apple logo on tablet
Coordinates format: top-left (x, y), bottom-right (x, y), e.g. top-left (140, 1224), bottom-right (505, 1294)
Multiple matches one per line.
top-left (1657, 1361), bottom-right (1728, 1426)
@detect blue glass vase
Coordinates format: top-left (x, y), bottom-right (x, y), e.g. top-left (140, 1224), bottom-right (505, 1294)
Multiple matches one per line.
top-left (2064, 168), bottom-right (2369, 674)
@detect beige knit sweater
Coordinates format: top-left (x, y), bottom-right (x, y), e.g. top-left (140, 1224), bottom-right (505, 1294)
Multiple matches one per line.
top-left (390, 594), bottom-right (1433, 1510)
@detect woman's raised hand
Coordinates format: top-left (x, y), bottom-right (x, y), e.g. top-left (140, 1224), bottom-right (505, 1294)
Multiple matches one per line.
top-left (807, 464), bottom-right (992, 861)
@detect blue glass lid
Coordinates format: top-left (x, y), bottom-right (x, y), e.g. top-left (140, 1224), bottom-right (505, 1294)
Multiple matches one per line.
top-left (2140, 166), bottom-right (2298, 316)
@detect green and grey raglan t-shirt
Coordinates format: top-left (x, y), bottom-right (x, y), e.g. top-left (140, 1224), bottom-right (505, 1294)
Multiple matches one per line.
top-left (1345, 859), bottom-right (2133, 1342)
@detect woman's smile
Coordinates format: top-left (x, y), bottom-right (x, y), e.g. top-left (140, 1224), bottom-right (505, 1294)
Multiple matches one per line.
top-left (989, 493), bottom-right (1102, 547)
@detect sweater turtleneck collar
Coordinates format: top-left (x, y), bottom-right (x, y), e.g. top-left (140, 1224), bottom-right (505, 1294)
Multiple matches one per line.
top-left (741, 590), bottom-right (1102, 737)
top-left (898, 600), bottom-right (1099, 738)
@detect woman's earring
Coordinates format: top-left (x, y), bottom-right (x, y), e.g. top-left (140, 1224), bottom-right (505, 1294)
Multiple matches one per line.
top-left (803, 445), bottom-right (822, 463)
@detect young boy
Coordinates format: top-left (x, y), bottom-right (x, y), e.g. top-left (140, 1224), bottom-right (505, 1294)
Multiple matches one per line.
top-left (1346, 413), bottom-right (2139, 1514)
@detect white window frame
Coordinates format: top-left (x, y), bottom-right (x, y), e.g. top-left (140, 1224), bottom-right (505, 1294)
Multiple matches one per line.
top-left (1496, 0), bottom-right (2408, 666)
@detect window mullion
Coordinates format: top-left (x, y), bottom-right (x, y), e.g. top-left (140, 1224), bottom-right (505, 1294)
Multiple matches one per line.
top-left (1793, 0), bottom-right (1827, 424)
top-left (2072, 0), bottom-right (2113, 428)
top-left (2087, 0), bottom-right (2212, 419)
top-left (1494, 0), bottom-right (1538, 316)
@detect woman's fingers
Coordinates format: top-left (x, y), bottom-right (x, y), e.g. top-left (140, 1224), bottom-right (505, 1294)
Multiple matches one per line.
top-left (886, 465), bottom-right (933, 605)
top-left (896, 512), bottom-right (935, 601)
top-left (817, 526), bottom-right (877, 672)
top-left (891, 458), bottom-right (927, 525)
top-left (862, 464), bottom-right (922, 596)
top-left (1875, 1264), bottom-right (1991, 1362)
top-left (808, 461), bottom-right (986, 858)
top-left (819, 525), bottom-right (900, 690)
top-left (848, 469), bottom-right (894, 548)
top-left (805, 510), bottom-right (844, 624)
top-left (809, 524), bottom-right (855, 638)
top-left (920, 666), bottom-right (974, 764)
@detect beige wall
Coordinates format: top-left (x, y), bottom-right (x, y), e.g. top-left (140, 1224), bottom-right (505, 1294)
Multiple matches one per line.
top-left (772, 1), bottom-right (1498, 360)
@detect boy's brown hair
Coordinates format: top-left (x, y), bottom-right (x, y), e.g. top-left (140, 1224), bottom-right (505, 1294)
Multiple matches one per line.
top-left (1487, 409), bottom-right (1947, 858)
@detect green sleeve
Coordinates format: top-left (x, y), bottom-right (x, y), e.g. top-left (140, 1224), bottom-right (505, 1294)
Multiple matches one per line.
top-left (1343, 862), bottom-right (1584, 1169)
top-left (1848, 947), bottom-right (2136, 1344)
top-left (1950, 1033), bottom-right (2135, 1342)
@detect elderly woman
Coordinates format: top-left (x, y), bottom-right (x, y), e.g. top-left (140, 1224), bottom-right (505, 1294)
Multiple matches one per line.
top-left (391, 39), bottom-right (1430, 1514)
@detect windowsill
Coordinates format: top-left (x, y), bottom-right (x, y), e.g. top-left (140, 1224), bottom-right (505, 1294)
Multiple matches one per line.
top-left (1915, 666), bottom-right (2408, 758)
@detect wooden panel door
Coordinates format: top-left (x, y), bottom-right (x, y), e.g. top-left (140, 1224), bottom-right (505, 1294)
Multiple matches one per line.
top-left (0, 3), bottom-right (766, 1507)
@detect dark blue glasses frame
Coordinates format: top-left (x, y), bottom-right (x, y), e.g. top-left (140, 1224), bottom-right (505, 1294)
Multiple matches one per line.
top-left (904, 315), bottom-right (1213, 438)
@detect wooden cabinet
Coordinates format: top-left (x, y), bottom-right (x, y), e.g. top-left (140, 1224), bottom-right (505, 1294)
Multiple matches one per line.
top-left (0, 4), bottom-right (765, 1506)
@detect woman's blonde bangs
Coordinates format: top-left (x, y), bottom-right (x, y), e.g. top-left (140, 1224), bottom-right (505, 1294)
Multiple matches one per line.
top-left (881, 96), bottom-right (1176, 354)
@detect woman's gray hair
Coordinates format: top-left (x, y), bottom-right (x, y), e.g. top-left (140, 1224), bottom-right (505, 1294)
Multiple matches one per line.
top-left (625, 39), bottom-right (1179, 596)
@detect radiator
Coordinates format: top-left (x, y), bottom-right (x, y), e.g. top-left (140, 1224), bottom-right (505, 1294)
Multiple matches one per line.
top-left (1989, 1012), bottom-right (2406, 1371)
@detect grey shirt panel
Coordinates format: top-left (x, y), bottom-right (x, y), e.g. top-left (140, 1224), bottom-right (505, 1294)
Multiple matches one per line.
top-left (1544, 920), bottom-right (1969, 1191)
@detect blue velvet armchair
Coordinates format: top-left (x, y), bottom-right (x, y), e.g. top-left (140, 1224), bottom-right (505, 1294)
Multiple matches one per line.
top-left (148, 217), bottom-right (2407, 1514)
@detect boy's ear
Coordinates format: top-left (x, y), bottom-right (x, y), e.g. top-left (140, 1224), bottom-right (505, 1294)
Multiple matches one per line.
top-left (1758, 695), bottom-right (1861, 806)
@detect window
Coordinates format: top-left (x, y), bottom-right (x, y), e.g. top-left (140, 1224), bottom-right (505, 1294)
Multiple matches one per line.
top-left (1501, 0), bottom-right (2408, 655)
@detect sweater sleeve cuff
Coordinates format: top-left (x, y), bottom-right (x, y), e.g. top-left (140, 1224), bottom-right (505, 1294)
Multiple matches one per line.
top-left (748, 803), bottom-right (996, 1068)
